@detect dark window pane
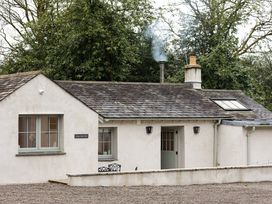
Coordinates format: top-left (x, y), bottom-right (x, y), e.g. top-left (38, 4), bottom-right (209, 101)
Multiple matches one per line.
top-left (98, 142), bottom-right (103, 155)
top-left (19, 117), bottom-right (27, 132)
top-left (19, 133), bottom-right (27, 148)
top-left (103, 142), bottom-right (111, 155)
top-left (99, 134), bottom-right (103, 141)
top-left (28, 116), bottom-right (36, 132)
top-left (50, 133), bottom-right (58, 147)
top-left (98, 128), bottom-right (112, 155)
top-left (49, 116), bottom-right (58, 131)
top-left (28, 133), bottom-right (36, 148)
top-left (41, 133), bottom-right (49, 147)
top-left (41, 116), bottom-right (49, 132)
top-left (103, 133), bottom-right (111, 142)
top-left (103, 128), bottom-right (111, 134)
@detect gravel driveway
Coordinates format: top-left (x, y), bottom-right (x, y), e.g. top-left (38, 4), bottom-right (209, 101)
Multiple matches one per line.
top-left (1, 182), bottom-right (272, 204)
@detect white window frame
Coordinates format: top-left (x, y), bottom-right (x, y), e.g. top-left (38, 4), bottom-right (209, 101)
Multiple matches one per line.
top-left (98, 127), bottom-right (115, 160)
top-left (18, 115), bottom-right (61, 153)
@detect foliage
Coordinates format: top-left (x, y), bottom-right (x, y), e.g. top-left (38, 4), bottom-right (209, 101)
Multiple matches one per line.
top-left (165, 0), bottom-right (272, 91)
top-left (245, 53), bottom-right (272, 110)
top-left (0, 0), bottom-right (156, 81)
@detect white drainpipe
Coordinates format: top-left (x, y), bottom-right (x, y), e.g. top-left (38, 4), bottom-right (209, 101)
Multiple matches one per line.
top-left (245, 126), bottom-right (256, 165)
top-left (213, 119), bottom-right (221, 167)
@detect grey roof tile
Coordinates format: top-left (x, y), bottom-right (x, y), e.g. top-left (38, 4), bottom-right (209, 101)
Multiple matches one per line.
top-left (0, 71), bottom-right (40, 102)
top-left (57, 81), bottom-right (272, 119)
top-left (199, 89), bottom-right (272, 120)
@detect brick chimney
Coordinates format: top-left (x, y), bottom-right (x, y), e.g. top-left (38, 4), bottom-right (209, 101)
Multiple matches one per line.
top-left (185, 54), bottom-right (202, 89)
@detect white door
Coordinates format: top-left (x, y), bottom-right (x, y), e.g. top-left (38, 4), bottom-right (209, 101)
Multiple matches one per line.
top-left (161, 128), bottom-right (178, 169)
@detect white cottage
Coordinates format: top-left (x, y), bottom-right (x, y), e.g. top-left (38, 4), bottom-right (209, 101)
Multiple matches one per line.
top-left (1, 56), bottom-right (272, 184)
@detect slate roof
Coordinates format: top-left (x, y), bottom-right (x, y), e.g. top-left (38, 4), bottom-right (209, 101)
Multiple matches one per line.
top-left (56, 81), bottom-right (272, 120)
top-left (199, 90), bottom-right (272, 120)
top-left (0, 71), bottom-right (271, 120)
top-left (0, 71), bottom-right (40, 102)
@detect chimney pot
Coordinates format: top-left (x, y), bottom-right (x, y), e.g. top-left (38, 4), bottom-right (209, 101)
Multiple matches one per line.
top-left (189, 55), bottom-right (197, 65)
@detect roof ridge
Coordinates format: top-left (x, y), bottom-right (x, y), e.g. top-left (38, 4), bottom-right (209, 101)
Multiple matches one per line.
top-left (0, 71), bottom-right (41, 78)
top-left (56, 80), bottom-right (190, 86)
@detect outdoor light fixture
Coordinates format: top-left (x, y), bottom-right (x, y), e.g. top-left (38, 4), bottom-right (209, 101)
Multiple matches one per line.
top-left (39, 89), bottom-right (44, 95)
top-left (193, 126), bottom-right (200, 134)
top-left (146, 126), bottom-right (153, 134)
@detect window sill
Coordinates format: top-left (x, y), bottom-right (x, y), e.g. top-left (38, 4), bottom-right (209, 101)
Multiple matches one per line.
top-left (16, 151), bottom-right (66, 157)
top-left (98, 158), bottom-right (117, 162)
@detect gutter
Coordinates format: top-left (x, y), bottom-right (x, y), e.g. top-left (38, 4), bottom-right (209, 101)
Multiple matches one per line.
top-left (101, 117), bottom-right (229, 122)
top-left (213, 119), bottom-right (221, 167)
top-left (244, 125), bottom-right (272, 128)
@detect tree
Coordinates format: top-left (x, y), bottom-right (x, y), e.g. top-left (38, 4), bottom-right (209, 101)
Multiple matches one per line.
top-left (245, 52), bottom-right (272, 110)
top-left (0, 0), bottom-right (157, 81)
top-left (163, 0), bottom-right (272, 89)
top-left (0, 0), bottom-right (66, 56)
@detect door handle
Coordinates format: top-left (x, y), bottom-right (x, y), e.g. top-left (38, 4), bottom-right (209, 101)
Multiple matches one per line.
top-left (176, 151), bottom-right (178, 155)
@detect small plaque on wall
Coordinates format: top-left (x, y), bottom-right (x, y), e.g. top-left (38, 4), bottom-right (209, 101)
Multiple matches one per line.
top-left (74, 134), bottom-right (89, 139)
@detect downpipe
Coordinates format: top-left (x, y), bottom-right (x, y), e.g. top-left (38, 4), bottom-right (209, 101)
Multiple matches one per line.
top-left (213, 119), bottom-right (221, 167)
top-left (246, 126), bottom-right (255, 165)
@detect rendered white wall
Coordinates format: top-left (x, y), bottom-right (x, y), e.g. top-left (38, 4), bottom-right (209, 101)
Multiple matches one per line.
top-left (248, 127), bottom-right (272, 165)
top-left (68, 165), bottom-right (272, 187)
top-left (184, 68), bottom-right (202, 89)
top-left (184, 122), bottom-right (214, 167)
top-left (99, 120), bottom-right (215, 171)
top-left (0, 75), bottom-right (98, 184)
top-left (99, 122), bottom-right (161, 171)
top-left (218, 125), bottom-right (247, 166)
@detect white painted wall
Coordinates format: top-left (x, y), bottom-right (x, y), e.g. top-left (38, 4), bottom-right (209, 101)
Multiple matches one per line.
top-left (68, 165), bottom-right (272, 187)
top-left (184, 122), bottom-right (214, 167)
top-left (99, 120), bottom-right (215, 171)
top-left (218, 125), bottom-right (247, 166)
top-left (99, 122), bottom-right (161, 171)
top-left (184, 67), bottom-right (202, 89)
top-left (248, 127), bottom-right (272, 165)
top-left (0, 74), bottom-right (99, 184)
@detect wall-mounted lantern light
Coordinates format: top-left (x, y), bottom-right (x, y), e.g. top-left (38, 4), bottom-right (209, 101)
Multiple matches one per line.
top-left (193, 126), bottom-right (200, 134)
top-left (146, 126), bottom-right (153, 134)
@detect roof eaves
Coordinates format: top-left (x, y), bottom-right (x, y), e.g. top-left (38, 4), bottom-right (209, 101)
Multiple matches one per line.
top-left (103, 116), bottom-right (231, 121)
top-left (222, 119), bottom-right (272, 127)
top-left (200, 89), bottom-right (243, 92)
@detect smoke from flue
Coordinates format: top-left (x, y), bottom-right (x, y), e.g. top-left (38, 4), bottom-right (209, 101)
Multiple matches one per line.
top-left (146, 21), bottom-right (168, 62)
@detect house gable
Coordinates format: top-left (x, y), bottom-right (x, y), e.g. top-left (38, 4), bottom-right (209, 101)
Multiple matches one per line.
top-left (0, 72), bottom-right (99, 184)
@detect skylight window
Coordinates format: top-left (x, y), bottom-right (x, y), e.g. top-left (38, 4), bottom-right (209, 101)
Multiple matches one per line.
top-left (213, 99), bottom-right (248, 110)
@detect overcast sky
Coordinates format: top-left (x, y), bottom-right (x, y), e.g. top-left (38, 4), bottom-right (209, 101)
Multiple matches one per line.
top-left (155, 0), bottom-right (178, 7)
